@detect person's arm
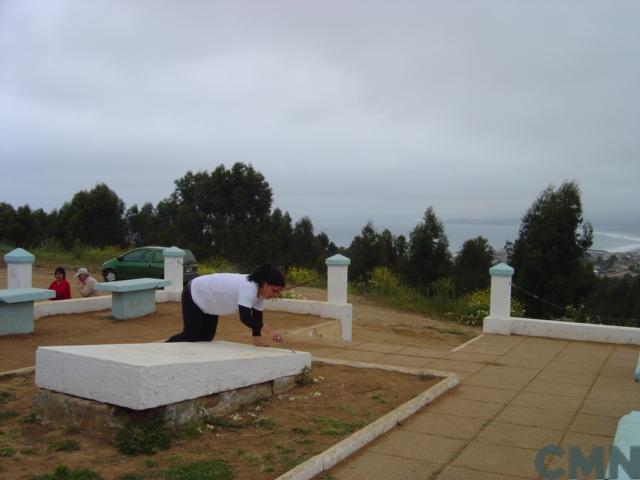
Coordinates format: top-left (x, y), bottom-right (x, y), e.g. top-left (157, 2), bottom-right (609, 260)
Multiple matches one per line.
top-left (238, 305), bottom-right (265, 346)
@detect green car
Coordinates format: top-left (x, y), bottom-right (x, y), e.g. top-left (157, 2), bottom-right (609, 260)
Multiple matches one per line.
top-left (101, 246), bottom-right (198, 285)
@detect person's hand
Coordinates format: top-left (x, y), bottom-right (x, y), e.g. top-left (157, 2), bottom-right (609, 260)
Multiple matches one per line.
top-left (271, 331), bottom-right (283, 343)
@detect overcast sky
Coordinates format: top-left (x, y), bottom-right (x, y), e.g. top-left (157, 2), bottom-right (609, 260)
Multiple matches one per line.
top-left (1, 0), bottom-right (639, 247)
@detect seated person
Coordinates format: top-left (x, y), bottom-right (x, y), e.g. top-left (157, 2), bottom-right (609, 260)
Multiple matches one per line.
top-left (75, 267), bottom-right (98, 297)
top-left (48, 266), bottom-right (71, 300)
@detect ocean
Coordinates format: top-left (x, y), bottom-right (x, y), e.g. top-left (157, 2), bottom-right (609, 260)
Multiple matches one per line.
top-left (326, 222), bottom-right (640, 253)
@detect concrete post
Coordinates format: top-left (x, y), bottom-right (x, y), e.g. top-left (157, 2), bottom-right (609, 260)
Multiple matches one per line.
top-left (326, 254), bottom-right (350, 305)
top-left (489, 263), bottom-right (514, 319)
top-left (163, 246), bottom-right (185, 293)
top-left (4, 248), bottom-right (35, 289)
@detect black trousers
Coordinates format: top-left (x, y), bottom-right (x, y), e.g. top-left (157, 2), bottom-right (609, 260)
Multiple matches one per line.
top-left (166, 281), bottom-right (219, 342)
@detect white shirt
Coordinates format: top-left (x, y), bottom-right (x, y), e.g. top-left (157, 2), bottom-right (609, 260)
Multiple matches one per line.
top-left (190, 273), bottom-right (264, 315)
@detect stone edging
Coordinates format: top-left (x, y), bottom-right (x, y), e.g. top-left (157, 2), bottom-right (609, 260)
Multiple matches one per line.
top-left (0, 366), bottom-right (35, 378)
top-left (275, 357), bottom-right (460, 480)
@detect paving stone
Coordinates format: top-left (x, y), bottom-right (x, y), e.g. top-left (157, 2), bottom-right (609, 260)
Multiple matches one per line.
top-left (436, 465), bottom-right (528, 480)
top-left (477, 421), bottom-right (563, 450)
top-left (535, 369), bottom-right (597, 386)
top-left (569, 413), bottom-right (619, 437)
top-left (495, 405), bottom-right (573, 430)
top-left (588, 385), bottom-right (636, 404)
top-left (451, 385), bottom-right (518, 404)
top-left (561, 431), bottom-right (614, 452)
top-left (592, 375), bottom-right (639, 392)
top-left (546, 361), bottom-right (602, 375)
top-left (368, 430), bottom-right (465, 464)
top-left (523, 379), bottom-right (590, 399)
top-left (554, 352), bottom-right (607, 367)
top-left (609, 346), bottom-right (639, 360)
top-left (562, 342), bottom-right (612, 358)
top-left (490, 354), bottom-right (550, 370)
top-left (308, 347), bottom-right (344, 358)
top-left (600, 365), bottom-right (636, 379)
top-left (351, 342), bottom-right (406, 354)
top-left (604, 356), bottom-right (637, 369)
top-left (374, 354), bottom-right (433, 368)
top-left (396, 346), bottom-right (450, 358)
top-left (428, 359), bottom-right (487, 374)
top-left (465, 372), bottom-right (532, 391)
top-left (452, 441), bottom-right (540, 478)
top-left (511, 391), bottom-right (583, 414)
top-left (580, 398), bottom-right (640, 418)
top-left (331, 451), bottom-right (441, 480)
top-left (329, 349), bottom-right (387, 363)
top-left (444, 352), bottom-right (501, 363)
top-left (460, 345), bottom-right (516, 356)
top-left (428, 397), bottom-right (504, 420)
top-left (401, 411), bottom-right (486, 440)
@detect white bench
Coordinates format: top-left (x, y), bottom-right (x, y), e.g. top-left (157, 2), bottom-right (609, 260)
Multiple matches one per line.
top-left (95, 278), bottom-right (171, 320)
top-left (0, 288), bottom-right (55, 335)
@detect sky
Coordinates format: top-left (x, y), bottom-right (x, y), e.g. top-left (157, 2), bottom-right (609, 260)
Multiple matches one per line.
top-left (1, 0), bottom-right (639, 247)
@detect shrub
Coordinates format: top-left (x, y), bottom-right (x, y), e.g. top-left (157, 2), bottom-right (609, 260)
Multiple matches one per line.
top-left (368, 267), bottom-right (400, 295)
top-left (455, 289), bottom-right (525, 326)
top-left (286, 267), bottom-right (318, 287)
top-left (115, 419), bottom-right (171, 456)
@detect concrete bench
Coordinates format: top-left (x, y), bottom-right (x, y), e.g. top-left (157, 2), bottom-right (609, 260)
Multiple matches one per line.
top-left (95, 278), bottom-right (171, 320)
top-left (606, 411), bottom-right (640, 480)
top-left (0, 288), bottom-right (55, 335)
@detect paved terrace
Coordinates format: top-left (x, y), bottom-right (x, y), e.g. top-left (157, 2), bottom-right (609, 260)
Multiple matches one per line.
top-left (284, 333), bottom-right (640, 480)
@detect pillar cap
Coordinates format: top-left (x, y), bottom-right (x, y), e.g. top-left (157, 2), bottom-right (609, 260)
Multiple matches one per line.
top-left (489, 263), bottom-right (514, 277)
top-left (4, 248), bottom-right (35, 264)
top-left (163, 246), bottom-right (185, 258)
top-left (326, 254), bottom-right (351, 266)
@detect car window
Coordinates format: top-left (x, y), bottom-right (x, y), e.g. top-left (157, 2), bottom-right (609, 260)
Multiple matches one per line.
top-left (151, 250), bottom-right (164, 263)
top-left (122, 249), bottom-right (149, 262)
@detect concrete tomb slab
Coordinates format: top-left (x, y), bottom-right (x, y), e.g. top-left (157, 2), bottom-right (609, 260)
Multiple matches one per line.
top-left (35, 341), bottom-right (311, 410)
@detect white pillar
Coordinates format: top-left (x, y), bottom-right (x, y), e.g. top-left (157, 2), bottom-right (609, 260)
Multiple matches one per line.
top-left (326, 254), bottom-right (350, 305)
top-left (489, 263), bottom-right (514, 319)
top-left (325, 254), bottom-right (352, 341)
top-left (4, 248), bottom-right (34, 289)
top-left (163, 246), bottom-right (185, 293)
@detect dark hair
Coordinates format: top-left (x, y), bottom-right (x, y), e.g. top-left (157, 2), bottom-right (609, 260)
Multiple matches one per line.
top-left (247, 264), bottom-right (285, 287)
top-left (54, 266), bottom-right (66, 279)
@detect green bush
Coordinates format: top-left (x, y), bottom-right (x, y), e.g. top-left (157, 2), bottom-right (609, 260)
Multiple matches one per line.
top-left (286, 267), bottom-right (318, 287)
top-left (198, 258), bottom-right (236, 275)
top-left (368, 267), bottom-right (400, 294)
top-left (455, 289), bottom-right (525, 326)
top-left (115, 419), bottom-right (171, 456)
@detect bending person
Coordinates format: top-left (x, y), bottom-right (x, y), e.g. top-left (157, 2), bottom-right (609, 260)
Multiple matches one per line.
top-left (166, 264), bottom-right (285, 347)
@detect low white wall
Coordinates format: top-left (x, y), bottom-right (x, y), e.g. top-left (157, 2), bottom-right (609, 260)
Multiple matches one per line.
top-left (483, 316), bottom-right (640, 345)
top-left (35, 297), bottom-right (112, 319)
top-left (265, 299), bottom-right (352, 341)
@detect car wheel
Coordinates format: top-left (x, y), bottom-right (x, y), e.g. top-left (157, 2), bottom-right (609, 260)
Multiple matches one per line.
top-left (103, 269), bottom-right (117, 282)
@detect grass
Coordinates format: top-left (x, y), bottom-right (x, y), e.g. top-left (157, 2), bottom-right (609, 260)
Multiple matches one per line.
top-left (31, 465), bottom-right (103, 480)
top-left (48, 439), bottom-right (81, 452)
top-left (309, 417), bottom-right (365, 436)
top-left (115, 419), bottom-right (172, 456)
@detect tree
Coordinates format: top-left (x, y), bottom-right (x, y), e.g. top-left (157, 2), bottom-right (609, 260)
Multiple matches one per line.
top-left (125, 203), bottom-right (160, 247)
top-left (405, 206), bottom-right (452, 292)
top-left (55, 183), bottom-right (127, 248)
top-left (453, 236), bottom-right (494, 295)
top-left (509, 181), bottom-right (595, 318)
top-left (165, 163), bottom-right (273, 264)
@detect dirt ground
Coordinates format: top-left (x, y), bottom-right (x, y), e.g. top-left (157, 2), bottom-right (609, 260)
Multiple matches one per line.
top-left (0, 363), bottom-right (440, 480)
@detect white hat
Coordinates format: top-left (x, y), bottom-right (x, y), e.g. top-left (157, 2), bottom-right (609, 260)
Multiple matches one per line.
top-left (74, 267), bottom-right (89, 277)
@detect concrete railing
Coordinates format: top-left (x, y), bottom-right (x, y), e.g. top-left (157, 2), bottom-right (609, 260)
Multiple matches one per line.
top-left (483, 263), bottom-right (640, 345)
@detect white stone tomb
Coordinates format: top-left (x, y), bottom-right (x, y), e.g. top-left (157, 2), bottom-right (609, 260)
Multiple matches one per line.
top-left (35, 341), bottom-right (311, 410)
